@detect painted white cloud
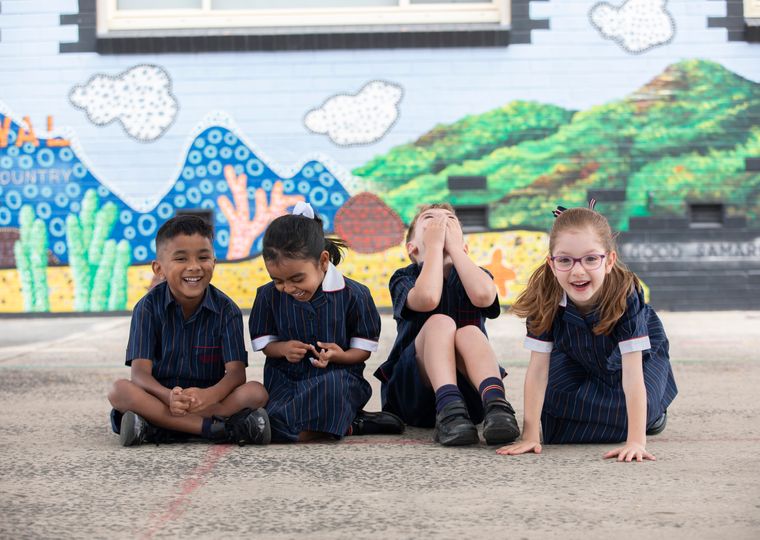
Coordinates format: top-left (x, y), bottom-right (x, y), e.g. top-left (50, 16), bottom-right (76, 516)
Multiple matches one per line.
top-left (590, 0), bottom-right (675, 54)
top-left (304, 80), bottom-right (403, 146)
top-left (69, 64), bottom-right (178, 142)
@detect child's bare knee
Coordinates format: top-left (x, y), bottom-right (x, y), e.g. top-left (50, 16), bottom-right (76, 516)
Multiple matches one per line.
top-left (424, 313), bottom-right (457, 334)
top-left (243, 381), bottom-right (268, 408)
top-left (108, 379), bottom-right (133, 410)
top-left (455, 325), bottom-right (491, 351)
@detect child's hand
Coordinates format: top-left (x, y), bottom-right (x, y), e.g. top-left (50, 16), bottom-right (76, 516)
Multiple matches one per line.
top-left (183, 387), bottom-right (214, 414)
top-left (495, 439), bottom-right (542, 456)
top-left (283, 340), bottom-right (313, 363)
top-left (603, 441), bottom-right (655, 462)
top-left (422, 214), bottom-right (447, 253)
top-left (169, 386), bottom-right (192, 416)
top-left (443, 218), bottom-right (465, 255)
top-left (310, 342), bottom-right (344, 368)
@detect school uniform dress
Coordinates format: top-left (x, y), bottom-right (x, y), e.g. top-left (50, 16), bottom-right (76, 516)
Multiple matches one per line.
top-left (373, 263), bottom-right (502, 428)
top-left (525, 288), bottom-right (678, 444)
top-left (249, 263), bottom-right (380, 442)
top-left (111, 281), bottom-right (248, 433)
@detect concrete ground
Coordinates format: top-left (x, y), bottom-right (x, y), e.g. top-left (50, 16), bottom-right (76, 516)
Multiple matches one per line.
top-left (0, 310), bottom-right (759, 539)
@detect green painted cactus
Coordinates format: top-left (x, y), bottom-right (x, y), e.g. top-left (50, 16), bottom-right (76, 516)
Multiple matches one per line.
top-left (13, 205), bottom-right (50, 312)
top-left (66, 189), bottom-right (131, 311)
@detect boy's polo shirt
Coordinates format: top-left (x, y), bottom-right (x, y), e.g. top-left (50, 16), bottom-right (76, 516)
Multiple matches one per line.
top-left (126, 281), bottom-right (247, 389)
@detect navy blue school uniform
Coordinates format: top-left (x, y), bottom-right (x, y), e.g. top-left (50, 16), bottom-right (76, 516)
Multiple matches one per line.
top-left (249, 263), bottom-right (380, 442)
top-left (525, 287), bottom-right (678, 444)
top-left (373, 262), bottom-right (502, 428)
top-left (111, 281), bottom-right (248, 433)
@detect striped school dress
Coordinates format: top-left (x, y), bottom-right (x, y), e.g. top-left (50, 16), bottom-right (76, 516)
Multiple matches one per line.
top-left (249, 263), bottom-right (380, 442)
top-left (524, 288), bottom-right (678, 444)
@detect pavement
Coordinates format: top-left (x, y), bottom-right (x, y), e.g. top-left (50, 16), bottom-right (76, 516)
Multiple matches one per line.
top-left (0, 310), bottom-right (759, 539)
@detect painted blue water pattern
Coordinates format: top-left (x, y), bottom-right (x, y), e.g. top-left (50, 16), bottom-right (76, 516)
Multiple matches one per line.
top-left (0, 119), bottom-right (350, 265)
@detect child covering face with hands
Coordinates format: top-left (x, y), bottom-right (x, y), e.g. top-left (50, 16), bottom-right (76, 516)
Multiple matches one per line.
top-left (375, 203), bottom-right (520, 446)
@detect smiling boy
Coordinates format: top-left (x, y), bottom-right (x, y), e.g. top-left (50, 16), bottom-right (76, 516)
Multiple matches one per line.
top-left (108, 215), bottom-right (270, 446)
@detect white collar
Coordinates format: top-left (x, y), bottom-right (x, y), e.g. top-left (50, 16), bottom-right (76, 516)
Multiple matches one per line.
top-left (559, 291), bottom-right (567, 307)
top-left (322, 262), bottom-right (345, 292)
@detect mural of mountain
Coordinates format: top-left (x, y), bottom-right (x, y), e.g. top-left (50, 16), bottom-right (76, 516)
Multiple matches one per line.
top-left (354, 60), bottom-right (760, 232)
top-left (0, 119), bottom-right (351, 267)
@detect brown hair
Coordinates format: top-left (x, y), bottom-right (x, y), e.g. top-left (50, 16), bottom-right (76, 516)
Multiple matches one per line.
top-left (510, 207), bottom-right (641, 336)
top-left (405, 203), bottom-right (457, 262)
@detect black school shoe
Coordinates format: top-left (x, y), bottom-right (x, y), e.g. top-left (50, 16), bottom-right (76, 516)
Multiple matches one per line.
top-left (209, 407), bottom-right (272, 446)
top-left (433, 400), bottom-right (479, 446)
top-left (646, 410), bottom-right (668, 436)
top-left (118, 411), bottom-right (196, 446)
top-left (350, 410), bottom-right (405, 436)
top-left (119, 410), bottom-right (149, 447)
top-left (482, 398), bottom-right (521, 445)
top-left (119, 411), bottom-right (180, 446)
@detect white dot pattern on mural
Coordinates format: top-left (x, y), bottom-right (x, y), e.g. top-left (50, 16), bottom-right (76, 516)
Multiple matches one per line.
top-left (0, 116), bottom-right (351, 265)
top-left (304, 80), bottom-right (403, 146)
top-left (590, 0), bottom-right (675, 54)
top-left (68, 64), bottom-right (179, 142)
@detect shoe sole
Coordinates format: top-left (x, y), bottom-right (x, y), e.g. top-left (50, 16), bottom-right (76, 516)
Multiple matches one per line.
top-left (119, 411), bottom-right (141, 447)
top-left (434, 427), bottom-right (480, 446)
top-left (257, 408), bottom-right (272, 445)
top-left (483, 425), bottom-right (520, 445)
top-left (646, 412), bottom-right (667, 436)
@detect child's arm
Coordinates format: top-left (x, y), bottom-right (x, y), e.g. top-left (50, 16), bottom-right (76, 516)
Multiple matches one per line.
top-left (130, 359), bottom-right (192, 416)
top-left (184, 360), bottom-right (246, 415)
top-left (445, 220), bottom-right (497, 308)
top-left (406, 214), bottom-right (447, 312)
top-left (496, 351), bottom-right (549, 455)
top-left (603, 351), bottom-right (655, 462)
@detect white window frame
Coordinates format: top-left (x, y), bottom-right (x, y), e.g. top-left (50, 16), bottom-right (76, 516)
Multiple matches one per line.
top-left (745, 0), bottom-right (760, 21)
top-left (97, 0), bottom-right (510, 36)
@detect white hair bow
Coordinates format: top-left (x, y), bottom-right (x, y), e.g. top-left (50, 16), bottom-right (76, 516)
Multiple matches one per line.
top-left (291, 201), bottom-right (315, 219)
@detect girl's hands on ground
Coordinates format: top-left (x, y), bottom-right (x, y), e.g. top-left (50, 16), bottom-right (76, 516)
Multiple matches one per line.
top-left (283, 340), bottom-right (313, 363)
top-left (603, 441), bottom-right (656, 462)
top-left (311, 342), bottom-right (344, 368)
top-left (169, 386), bottom-right (192, 416)
top-left (495, 439), bottom-right (543, 456)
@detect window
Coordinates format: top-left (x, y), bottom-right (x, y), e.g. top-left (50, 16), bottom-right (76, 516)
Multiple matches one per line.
top-left (98, 0), bottom-right (509, 35)
top-left (453, 205), bottom-right (488, 232)
top-left (689, 203), bottom-right (724, 229)
top-left (448, 175), bottom-right (487, 191)
top-left (745, 0), bottom-right (760, 20)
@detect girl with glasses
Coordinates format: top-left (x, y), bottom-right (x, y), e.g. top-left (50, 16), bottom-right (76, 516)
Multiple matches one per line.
top-left (497, 205), bottom-right (677, 462)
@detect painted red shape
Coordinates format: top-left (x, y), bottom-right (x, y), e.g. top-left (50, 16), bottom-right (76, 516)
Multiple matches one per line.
top-left (334, 192), bottom-right (405, 254)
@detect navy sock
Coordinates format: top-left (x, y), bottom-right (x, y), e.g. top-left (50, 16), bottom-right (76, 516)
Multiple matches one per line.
top-left (201, 417), bottom-right (215, 439)
top-left (479, 377), bottom-right (506, 405)
top-left (435, 384), bottom-right (464, 414)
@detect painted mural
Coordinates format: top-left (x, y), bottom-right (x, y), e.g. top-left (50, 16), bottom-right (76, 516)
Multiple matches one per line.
top-left (1, 0), bottom-right (759, 314)
top-left (2, 58), bottom-right (757, 313)
top-left (304, 80), bottom-right (404, 146)
top-left (356, 60), bottom-right (760, 233)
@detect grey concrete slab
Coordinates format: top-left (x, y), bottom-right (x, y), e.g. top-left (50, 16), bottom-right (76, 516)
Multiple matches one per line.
top-left (0, 311), bottom-right (759, 539)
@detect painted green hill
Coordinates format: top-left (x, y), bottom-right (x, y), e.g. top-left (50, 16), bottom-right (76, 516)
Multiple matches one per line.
top-left (354, 60), bottom-right (760, 231)
top-left (354, 100), bottom-right (575, 195)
